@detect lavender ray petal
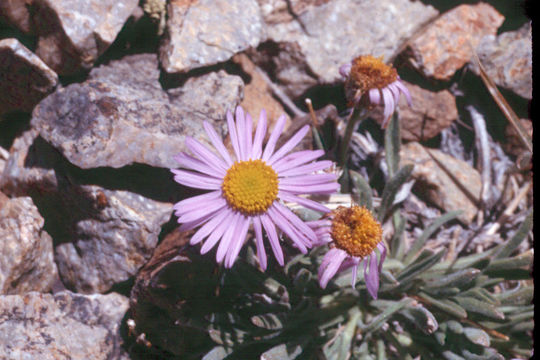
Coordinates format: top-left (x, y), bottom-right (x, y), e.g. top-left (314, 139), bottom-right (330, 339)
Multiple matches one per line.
top-left (260, 213), bottom-right (284, 266)
top-left (201, 211), bottom-right (235, 255)
top-left (320, 249), bottom-right (348, 289)
top-left (225, 215), bottom-right (251, 268)
top-left (189, 207), bottom-right (230, 245)
top-left (227, 110), bottom-right (241, 161)
top-left (279, 173), bottom-right (337, 186)
top-left (272, 150), bottom-right (324, 173)
top-left (203, 121), bottom-right (233, 166)
top-left (251, 109), bottom-right (268, 160)
top-left (365, 254), bottom-right (380, 299)
top-left (279, 182), bottom-right (340, 195)
top-left (279, 160), bottom-right (333, 177)
top-left (267, 205), bottom-right (308, 253)
top-left (253, 216), bottom-right (267, 270)
top-left (369, 88), bottom-right (381, 105)
top-left (215, 212), bottom-right (241, 262)
top-left (177, 198), bottom-right (227, 223)
top-left (185, 137), bottom-right (229, 172)
top-left (262, 114), bottom-right (287, 161)
top-left (268, 125), bottom-right (310, 165)
top-left (174, 152), bottom-right (225, 178)
top-left (279, 192), bottom-right (331, 213)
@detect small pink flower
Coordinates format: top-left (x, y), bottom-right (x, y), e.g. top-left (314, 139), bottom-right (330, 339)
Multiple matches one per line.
top-left (171, 106), bottom-right (339, 270)
top-left (340, 55), bottom-right (412, 128)
top-left (311, 205), bottom-right (386, 299)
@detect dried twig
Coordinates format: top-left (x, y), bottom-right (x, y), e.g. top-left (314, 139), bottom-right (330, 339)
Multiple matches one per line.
top-left (472, 51), bottom-right (532, 152)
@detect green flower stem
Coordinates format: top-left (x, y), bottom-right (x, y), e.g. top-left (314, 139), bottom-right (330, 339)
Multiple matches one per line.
top-left (338, 106), bottom-right (368, 168)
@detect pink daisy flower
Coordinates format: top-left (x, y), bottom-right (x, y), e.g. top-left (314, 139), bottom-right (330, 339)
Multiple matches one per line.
top-left (340, 55), bottom-right (412, 128)
top-left (312, 205), bottom-right (386, 299)
top-left (171, 106), bottom-right (339, 270)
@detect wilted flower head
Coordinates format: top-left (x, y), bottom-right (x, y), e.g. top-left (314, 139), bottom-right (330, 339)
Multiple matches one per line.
top-left (340, 55), bottom-right (412, 128)
top-left (171, 106), bottom-right (339, 270)
top-left (314, 205), bottom-right (386, 298)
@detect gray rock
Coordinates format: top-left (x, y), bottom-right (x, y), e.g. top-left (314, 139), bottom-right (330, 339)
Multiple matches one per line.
top-left (405, 3), bottom-right (504, 81)
top-left (0, 39), bottom-right (58, 115)
top-left (32, 54), bottom-right (244, 169)
top-left (54, 185), bottom-right (172, 293)
top-left (160, 0), bottom-right (265, 73)
top-left (0, 291), bottom-right (129, 359)
top-left (32, 0), bottom-right (139, 75)
top-left (0, 0), bottom-right (33, 34)
top-left (0, 129), bottom-right (58, 197)
top-left (0, 195), bottom-right (58, 294)
top-left (401, 142), bottom-right (482, 225)
top-left (0, 129), bottom-right (173, 294)
top-left (471, 22), bottom-right (532, 99)
top-left (253, 0), bottom-right (438, 97)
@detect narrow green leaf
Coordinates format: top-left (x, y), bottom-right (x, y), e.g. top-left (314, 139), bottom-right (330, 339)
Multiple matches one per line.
top-left (493, 310), bottom-right (534, 330)
top-left (399, 305), bottom-right (439, 334)
top-left (463, 327), bottom-right (491, 347)
top-left (377, 164), bottom-right (414, 222)
top-left (362, 298), bottom-right (414, 333)
top-left (384, 112), bottom-right (400, 178)
top-left (454, 297), bottom-right (505, 320)
top-left (349, 170), bottom-right (373, 210)
top-left (202, 346), bottom-right (231, 360)
top-left (486, 249), bottom-right (533, 272)
top-left (390, 212), bottom-right (406, 260)
top-left (494, 285), bottom-right (533, 306)
top-left (396, 249), bottom-right (446, 286)
top-left (494, 209), bottom-right (533, 259)
top-left (446, 320), bottom-right (464, 334)
top-left (434, 331), bottom-right (446, 345)
top-left (442, 350), bottom-right (466, 360)
top-left (261, 343), bottom-right (302, 360)
top-left (337, 308), bottom-right (361, 360)
top-left (404, 210), bottom-right (462, 264)
top-left (459, 288), bottom-right (499, 305)
top-left (312, 126), bottom-right (325, 151)
top-left (424, 268), bottom-right (481, 289)
top-left (419, 292), bottom-right (467, 318)
top-left (376, 339), bottom-right (386, 360)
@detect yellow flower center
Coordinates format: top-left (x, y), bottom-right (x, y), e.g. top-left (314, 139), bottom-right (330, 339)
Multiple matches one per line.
top-left (222, 159), bottom-right (279, 215)
top-left (331, 206), bottom-right (382, 258)
top-left (348, 55), bottom-right (398, 93)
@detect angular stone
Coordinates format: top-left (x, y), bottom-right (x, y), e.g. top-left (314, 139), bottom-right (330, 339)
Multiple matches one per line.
top-left (0, 291), bottom-right (129, 359)
top-left (0, 39), bottom-right (58, 115)
top-left (232, 53), bottom-right (289, 129)
top-left (372, 81), bottom-right (458, 141)
top-left (54, 185), bottom-right (172, 293)
top-left (406, 3), bottom-right (504, 80)
top-left (0, 0), bottom-right (33, 34)
top-left (254, 0), bottom-right (438, 97)
top-left (0, 129), bottom-right (58, 197)
top-left (471, 22), bottom-right (532, 99)
top-left (32, 54), bottom-right (244, 169)
top-left (401, 142), bottom-right (481, 225)
top-left (0, 130), bottom-right (174, 294)
top-left (160, 0), bottom-right (265, 73)
top-left (0, 195), bottom-right (58, 294)
top-left (32, 0), bottom-right (139, 75)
